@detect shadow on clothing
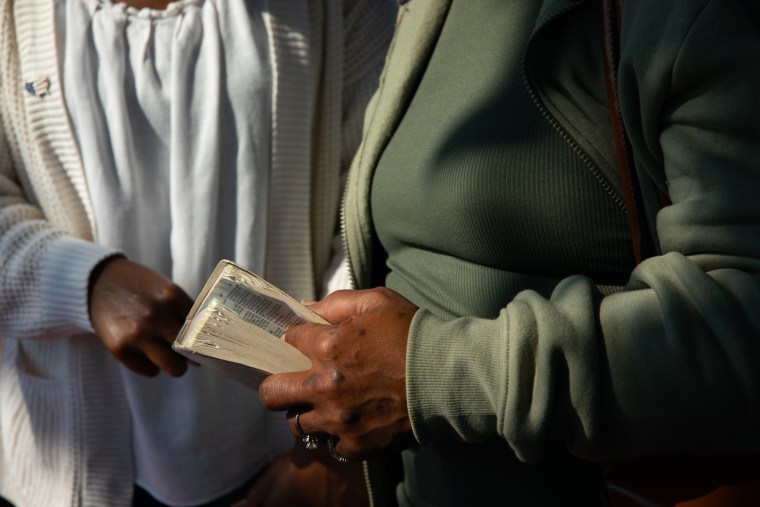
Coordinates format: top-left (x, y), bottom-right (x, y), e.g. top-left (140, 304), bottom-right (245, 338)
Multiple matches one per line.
top-left (132, 471), bottom-right (259, 507)
top-left (0, 475), bottom-right (256, 507)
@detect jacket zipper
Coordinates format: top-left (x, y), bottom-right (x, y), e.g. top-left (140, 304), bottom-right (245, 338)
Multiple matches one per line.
top-left (521, 2), bottom-right (625, 212)
top-left (362, 461), bottom-right (375, 507)
top-left (339, 183), bottom-right (358, 292)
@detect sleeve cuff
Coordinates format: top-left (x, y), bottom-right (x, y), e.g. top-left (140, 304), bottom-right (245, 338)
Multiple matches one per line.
top-left (38, 235), bottom-right (123, 335)
top-left (406, 309), bottom-right (508, 446)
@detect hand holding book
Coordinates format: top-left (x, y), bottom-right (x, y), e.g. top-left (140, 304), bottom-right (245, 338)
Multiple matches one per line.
top-left (174, 260), bottom-right (418, 461)
top-left (173, 260), bottom-right (326, 388)
top-left (258, 287), bottom-right (419, 461)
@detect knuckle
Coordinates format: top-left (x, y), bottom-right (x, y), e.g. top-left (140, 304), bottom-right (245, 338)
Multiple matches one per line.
top-left (365, 286), bottom-right (386, 301)
top-left (358, 287), bottom-right (393, 312)
top-left (119, 323), bottom-right (143, 346)
top-left (155, 283), bottom-right (180, 306)
top-left (316, 336), bottom-right (339, 360)
top-left (139, 304), bottom-right (159, 323)
top-left (107, 330), bottom-right (138, 355)
top-left (331, 369), bottom-right (346, 385)
top-left (375, 286), bottom-right (394, 299)
top-left (283, 324), bottom-right (301, 342)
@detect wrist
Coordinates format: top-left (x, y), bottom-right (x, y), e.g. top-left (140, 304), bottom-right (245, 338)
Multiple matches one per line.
top-left (87, 254), bottom-right (127, 320)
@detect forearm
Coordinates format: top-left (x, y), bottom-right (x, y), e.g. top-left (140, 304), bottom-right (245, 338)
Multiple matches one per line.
top-left (406, 259), bottom-right (760, 463)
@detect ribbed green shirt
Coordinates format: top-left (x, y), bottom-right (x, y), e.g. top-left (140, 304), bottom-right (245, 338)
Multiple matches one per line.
top-left (372, 0), bottom-right (632, 320)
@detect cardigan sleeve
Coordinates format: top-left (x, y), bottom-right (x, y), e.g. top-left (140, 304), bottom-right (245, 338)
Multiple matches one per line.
top-left (0, 109), bottom-right (118, 341)
top-left (404, 0), bottom-right (760, 463)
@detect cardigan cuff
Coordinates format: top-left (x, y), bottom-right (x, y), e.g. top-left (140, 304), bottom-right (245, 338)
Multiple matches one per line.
top-left (38, 235), bottom-right (123, 335)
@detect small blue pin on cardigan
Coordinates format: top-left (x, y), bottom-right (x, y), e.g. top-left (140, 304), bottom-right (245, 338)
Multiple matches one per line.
top-left (25, 77), bottom-right (50, 97)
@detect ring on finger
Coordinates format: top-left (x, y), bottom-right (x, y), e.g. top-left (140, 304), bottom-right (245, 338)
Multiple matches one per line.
top-left (327, 435), bottom-right (351, 464)
top-left (294, 412), bottom-right (320, 451)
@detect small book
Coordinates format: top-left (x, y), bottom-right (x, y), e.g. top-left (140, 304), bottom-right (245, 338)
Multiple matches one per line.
top-left (173, 260), bottom-right (326, 388)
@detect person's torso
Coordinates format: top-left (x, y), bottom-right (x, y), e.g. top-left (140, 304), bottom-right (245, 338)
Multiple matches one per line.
top-left (368, 0), bottom-right (623, 504)
top-left (59, 0), bottom-right (278, 503)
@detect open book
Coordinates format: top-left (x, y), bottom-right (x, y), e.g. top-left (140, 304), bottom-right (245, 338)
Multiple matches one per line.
top-left (173, 260), bottom-right (327, 388)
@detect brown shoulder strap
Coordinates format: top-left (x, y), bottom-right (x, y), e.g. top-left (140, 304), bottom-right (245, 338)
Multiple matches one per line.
top-left (600, 0), bottom-right (655, 264)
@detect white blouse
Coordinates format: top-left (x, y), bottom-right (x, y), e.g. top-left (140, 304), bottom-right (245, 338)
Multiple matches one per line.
top-left (58, 0), bottom-right (286, 504)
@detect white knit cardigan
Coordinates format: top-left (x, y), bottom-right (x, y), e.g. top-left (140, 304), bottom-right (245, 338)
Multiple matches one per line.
top-left (0, 1), bottom-right (396, 505)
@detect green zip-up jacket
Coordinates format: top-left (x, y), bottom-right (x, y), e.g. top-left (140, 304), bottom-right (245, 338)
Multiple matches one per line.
top-left (343, 0), bottom-right (760, 505)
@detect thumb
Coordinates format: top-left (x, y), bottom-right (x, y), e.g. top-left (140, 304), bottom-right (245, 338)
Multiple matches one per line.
top-left (305, 288), bottom-right (390, 324)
